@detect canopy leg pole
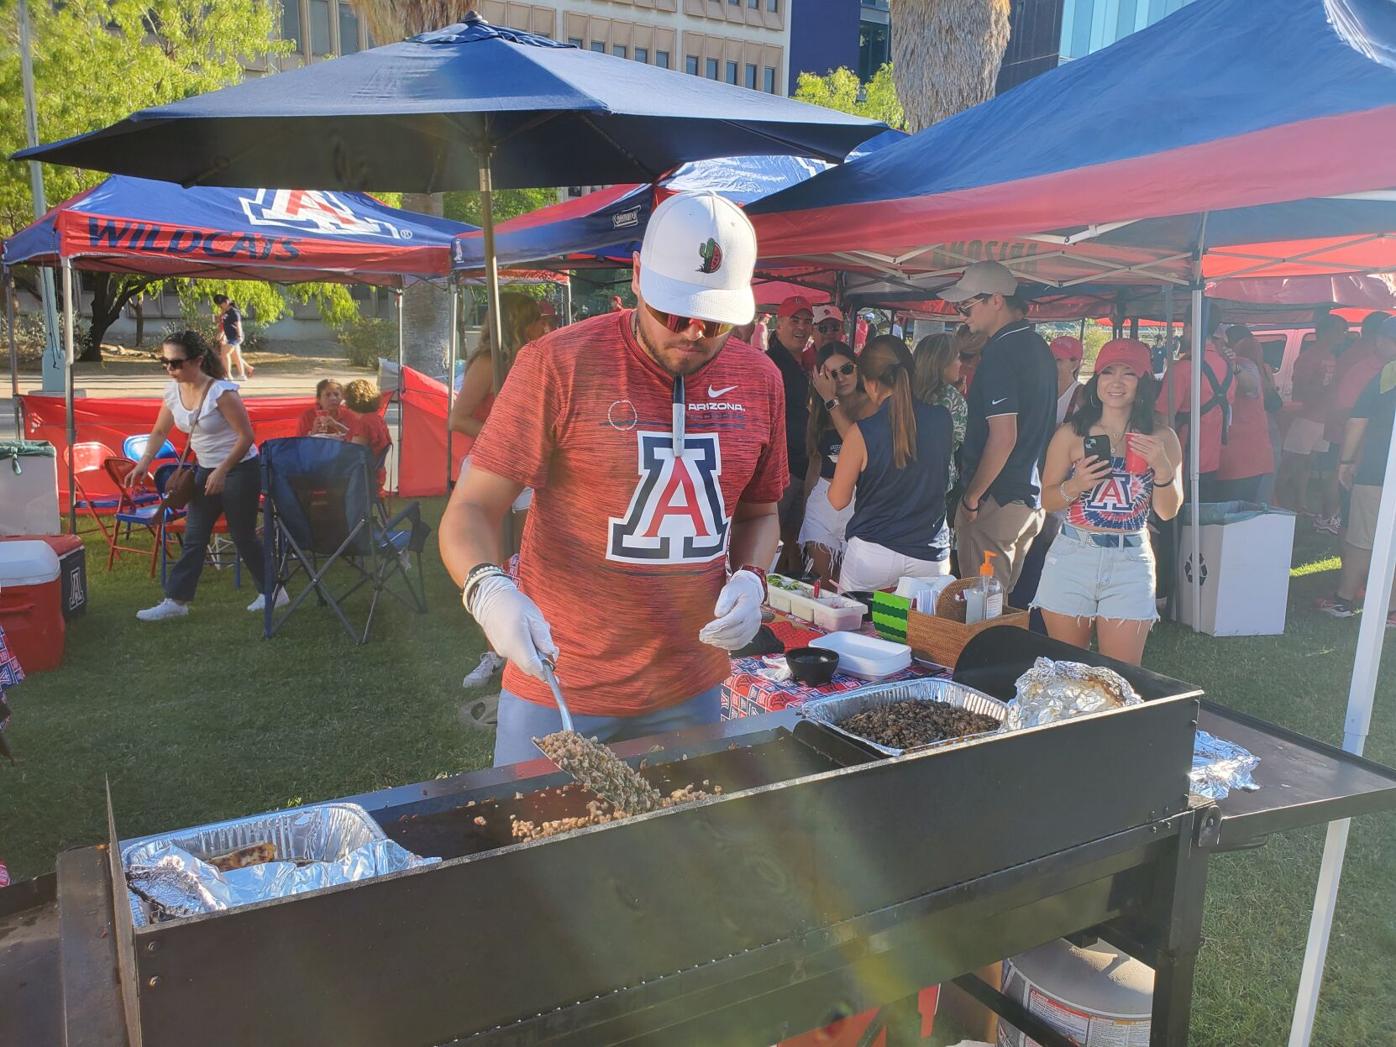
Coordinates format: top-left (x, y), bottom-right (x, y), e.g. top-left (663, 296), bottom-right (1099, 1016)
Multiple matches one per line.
top-left (479, 155), bottom-right (514, 556)
top-left (61, 259), bottom-right (76, 534)
top-left (6, 268), bottom-right (20, 438)
top-left (561, 277), bottom-right (572, 325)
top-left (1189, 286), bottom-right (1203, 632)
top-left (395, 289), bottom-right (404, 496)
top-left (1288, 428), bottom-right (1396, 1045)
top-left (446, 280), bottom-right (459, 491)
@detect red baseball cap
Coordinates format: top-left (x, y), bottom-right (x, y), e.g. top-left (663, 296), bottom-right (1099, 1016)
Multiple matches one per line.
top-left (777, 295), bottom-right (814, 319)
top-left (1050, 335), bottom-right (1083, 362)
top-left (1094, 338), bottom-right (1152, 377)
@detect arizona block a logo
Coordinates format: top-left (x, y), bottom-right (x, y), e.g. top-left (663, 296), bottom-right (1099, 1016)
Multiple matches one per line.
top-left (240, 190), bottom-right (407, 239)
top-left (609, 432), bottom-right (728, 564)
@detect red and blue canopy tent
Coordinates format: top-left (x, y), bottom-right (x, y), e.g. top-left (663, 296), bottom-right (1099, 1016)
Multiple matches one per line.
top-left (748, 1), bottom-right (1396, 1037)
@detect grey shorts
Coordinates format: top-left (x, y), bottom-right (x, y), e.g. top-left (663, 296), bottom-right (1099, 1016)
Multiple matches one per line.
top-left (1032, 524), bottom-right (1159, 622)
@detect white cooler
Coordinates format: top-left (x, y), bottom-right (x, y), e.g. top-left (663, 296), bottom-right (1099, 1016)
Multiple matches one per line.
top-left (0, 441), bottom-right (61, 536)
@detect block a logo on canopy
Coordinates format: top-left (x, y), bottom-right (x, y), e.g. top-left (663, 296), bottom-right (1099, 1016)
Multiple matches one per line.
top-left (608, 432), bottom-right (729, 564)
top-left (240, 190), bottom-right (409, 239)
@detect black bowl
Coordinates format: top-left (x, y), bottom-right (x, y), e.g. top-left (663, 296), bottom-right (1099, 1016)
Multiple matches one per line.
top-left (786, 646), bottom-right (839, 685)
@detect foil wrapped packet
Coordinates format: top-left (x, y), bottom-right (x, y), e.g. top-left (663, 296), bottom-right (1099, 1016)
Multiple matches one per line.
top-left (1190, 729), bottom-right (1261, 800)
top-left (1000, 657), bottom-right (1142, 731)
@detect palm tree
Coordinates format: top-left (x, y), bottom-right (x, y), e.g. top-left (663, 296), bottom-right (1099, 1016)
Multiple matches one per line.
top-left (889, 0), bottom-right (1012, 133)
top-left (348, 1), bottom-right (479, 375)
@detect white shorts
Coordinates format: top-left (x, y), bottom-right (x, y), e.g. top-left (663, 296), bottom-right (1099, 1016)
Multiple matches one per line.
top-left (1283, 417), bottom-right (1329, 456)
top-left (798, 476), bottom-right (855, 556)
top-left (838, 535), bottom-right (950, 594)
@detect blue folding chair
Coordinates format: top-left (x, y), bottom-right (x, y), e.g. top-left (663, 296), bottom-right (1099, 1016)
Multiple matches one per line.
top-left (123, 434), bottom-right (178, 464)
top-left (260, 438), bottom-right (429, 644)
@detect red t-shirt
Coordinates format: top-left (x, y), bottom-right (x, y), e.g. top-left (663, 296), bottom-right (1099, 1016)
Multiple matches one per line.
top-left (1217, 360), bottom-right (1274, 481)
top-left (351, 411), bottom-right (391, 489)
top-left (469, 311), bottom-right (789, 716)
top-left (1324, 339), bottom-right (1384, 443)
top-left (1290, 345), bottom-right (1336, 424)
top-left (1164, 345), bottom-right (1235, 474)
top-left (295, 405), bottom-right (355, 439)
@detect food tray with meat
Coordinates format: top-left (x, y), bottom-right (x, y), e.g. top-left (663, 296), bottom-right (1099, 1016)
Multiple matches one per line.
top-left (798, 677), bottom-right (1009, 757)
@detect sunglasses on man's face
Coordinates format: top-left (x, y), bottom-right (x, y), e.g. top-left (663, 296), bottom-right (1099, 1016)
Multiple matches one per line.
top-left (957, 294), bottom-right (990, 317)
top-left (826, 362), bottom-right (856, 377)
top-left (160, 356), bottom-right (189, 370)
top-left (643, 302), bottom-right (733, 339)
top-left (816, 321), bottom-right (841, 333)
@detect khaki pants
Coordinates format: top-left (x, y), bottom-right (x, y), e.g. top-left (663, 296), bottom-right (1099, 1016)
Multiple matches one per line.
top-left (955, 498), bottom-right (1045, 592)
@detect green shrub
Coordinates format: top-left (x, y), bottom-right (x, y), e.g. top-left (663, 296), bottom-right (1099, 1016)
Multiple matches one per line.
top-left (1, 312), bottom-right (50, 366)
top-left (336, 317), bottom-right (395, 369)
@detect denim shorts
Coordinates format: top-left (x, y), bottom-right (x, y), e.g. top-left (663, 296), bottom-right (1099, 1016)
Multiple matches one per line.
top-left (1032, 524), bottom-right (1158, 623)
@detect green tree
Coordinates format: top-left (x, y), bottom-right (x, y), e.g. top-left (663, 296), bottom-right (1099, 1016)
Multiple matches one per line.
top-left (793, 64), bottom-right (906, 131)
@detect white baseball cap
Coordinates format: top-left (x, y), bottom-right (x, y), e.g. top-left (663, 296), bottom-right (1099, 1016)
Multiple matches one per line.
top-left (938, 260), bottom-right (1018, 303)
top-left (813, 304), bottom-right (844, 324)
top-left (638, 191), bottom-right (757, 326)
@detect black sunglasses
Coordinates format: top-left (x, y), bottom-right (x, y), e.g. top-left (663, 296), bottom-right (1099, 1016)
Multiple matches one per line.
top-left (826, 362), bottom-right (856, 377)
top-left (816, 321), bottom-right (841, 333)
top-left (643, 301), bottom-right (733, 339)
top-left (956, 294), bottom-right (990, 317)
top-left (160, 356), bottom-right (189, 370)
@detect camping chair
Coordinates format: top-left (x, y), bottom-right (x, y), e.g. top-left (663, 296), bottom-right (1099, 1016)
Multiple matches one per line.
top-left (260, 438), bottom-right (429, 644)
top-left (122, 434), bottom-right (178, 464)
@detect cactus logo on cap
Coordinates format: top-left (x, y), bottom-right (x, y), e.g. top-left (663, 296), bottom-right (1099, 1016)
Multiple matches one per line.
top-left (696, 237), bottom-right (723, 274)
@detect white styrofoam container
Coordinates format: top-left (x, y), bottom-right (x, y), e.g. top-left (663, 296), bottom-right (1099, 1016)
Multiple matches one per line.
top-left (810, 631), bottom-right (912, 680)
top-left (0, 446), bottom-right (61, 536)
top-left (0, 540), bottom-right (61, 586)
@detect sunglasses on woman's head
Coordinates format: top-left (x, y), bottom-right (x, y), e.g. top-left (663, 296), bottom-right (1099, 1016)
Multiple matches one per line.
top-left (160, 356), bottom-right (188, 370)
top-left (643, 302), bottom-right (733, 339)
top-left (827, 362), bottom-right (856, 377)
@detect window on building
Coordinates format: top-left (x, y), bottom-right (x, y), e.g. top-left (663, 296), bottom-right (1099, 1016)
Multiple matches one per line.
top-left (763, 66), bottom-right (777, 93)
top-left (725, 60), bottom-right (738, 84)
top-left (656, 50), bottom-right (670, 68)
top-left (338, 5), bottom-right (360, 54)
top-left (635, 47), bottom-right (648, 63)
top-left (705, 57), bottom-right (719, 79)
top-left (309, 0), bottom-right (332, 55)
top-left (590, 41), bottom-right (606, 52)
top-left (858, 20), bottom-right (890, 80)
top-left (768, 0), bottom-right (779, 11)
top-left (613, 44), bottom-right (627, 58)
top-left (745, 63), bottom-right (757, 89)
top-left (749, 0), bottom-right (759, 7)
top-left (281, 0), bottom-right (301, 53)
top-left (568, 36), bottom-right (584, 47)
top-left (686, 54), bottom-right (699, 75)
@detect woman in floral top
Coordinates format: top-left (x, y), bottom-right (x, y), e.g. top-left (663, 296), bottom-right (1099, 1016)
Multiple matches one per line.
top-left (913, 333), bottom-right (968, 485)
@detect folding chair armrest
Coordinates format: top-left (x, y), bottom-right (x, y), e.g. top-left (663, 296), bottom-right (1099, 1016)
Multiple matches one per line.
top-left (381, 500), bottom-right (422, 533)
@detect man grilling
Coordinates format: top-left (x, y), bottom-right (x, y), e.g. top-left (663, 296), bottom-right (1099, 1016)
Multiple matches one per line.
top-left (440, 192), bottom-right (787, 766)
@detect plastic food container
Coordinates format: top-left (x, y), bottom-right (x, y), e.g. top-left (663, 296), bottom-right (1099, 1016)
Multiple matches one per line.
top-left (809, 631), bottom-right (911, 680)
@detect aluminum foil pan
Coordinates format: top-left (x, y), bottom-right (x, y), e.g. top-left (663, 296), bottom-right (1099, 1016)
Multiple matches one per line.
top-left (1000, 657), bottom-right (1142, 732)
top-left (799, 677), bottom-right (1008, 757)
top-left (121, 802), bottom-right (437, 926)
top-left (1190, 729), bottom-right (1261, 800)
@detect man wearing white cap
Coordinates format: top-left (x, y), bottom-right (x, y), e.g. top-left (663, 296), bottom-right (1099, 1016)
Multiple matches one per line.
top-left (939, 261), bottom-right (1057, 592)
top-left (812, 304), bottom-right (845, 354)
top-left (440, 191), bottom-right (787, 766)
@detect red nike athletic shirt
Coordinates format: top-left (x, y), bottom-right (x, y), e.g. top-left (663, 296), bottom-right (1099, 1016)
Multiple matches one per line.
top-left (470, 311), bottom-right (789, 716)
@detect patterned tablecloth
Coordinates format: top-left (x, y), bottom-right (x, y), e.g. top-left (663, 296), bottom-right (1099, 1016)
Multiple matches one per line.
top-left (721, 614), bottom-right (949, 720)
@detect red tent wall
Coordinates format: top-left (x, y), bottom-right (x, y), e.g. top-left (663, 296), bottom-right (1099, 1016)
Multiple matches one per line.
top-left (397, 366), bottom-right (468, 498)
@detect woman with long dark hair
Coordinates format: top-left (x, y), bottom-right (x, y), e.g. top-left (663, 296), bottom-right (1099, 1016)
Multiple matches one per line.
top-left (125, 330), bottom-right (281, 621)
top-left (1036, 339), bottom-right (1183, 664)
top-left (801, 341), bottom-right (873, 585)
top-left (827, 335), bottom-right (954, 592)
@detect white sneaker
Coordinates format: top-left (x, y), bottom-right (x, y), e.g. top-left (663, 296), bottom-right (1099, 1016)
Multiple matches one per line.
top-left (463, 651), bottom-right (505, 688)
top-left (246, 588), bottom-right (290, 612)
top-left (136, 598), bottom-right (189, 622)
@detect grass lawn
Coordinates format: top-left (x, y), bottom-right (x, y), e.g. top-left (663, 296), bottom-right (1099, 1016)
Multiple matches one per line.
top-left (2, 506), bottom-right (1393, 1044)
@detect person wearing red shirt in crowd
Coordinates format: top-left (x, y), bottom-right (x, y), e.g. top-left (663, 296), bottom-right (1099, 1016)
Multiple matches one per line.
top-left (440, 191), bottom-right (786, 766)
top-left (296, 379), bottom-right (355, 439)
top-left (1160, 325), bottom-right (1235, 502)
top-left (1277, 314), bottom-right (1346, 515)
top-left (1215, 326), bottom-right (1275, 502)
top-left (1315, 311), bottom-right (1389, 534)
top-left (342, 378), bottom-right (391, 492)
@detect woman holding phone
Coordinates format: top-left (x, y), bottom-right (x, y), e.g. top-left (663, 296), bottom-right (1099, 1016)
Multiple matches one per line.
top-left (1035, 339), bottom-right (1183, 664)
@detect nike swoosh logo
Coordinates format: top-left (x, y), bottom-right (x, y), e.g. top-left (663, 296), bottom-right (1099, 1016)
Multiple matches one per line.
top-left (708, 384), bottom-right (737, 398)
top-left (991, 397), bottom-right (1008, 406)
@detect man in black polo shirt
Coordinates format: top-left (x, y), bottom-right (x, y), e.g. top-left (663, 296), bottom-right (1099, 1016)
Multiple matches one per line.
top-left (941, 261), bottom-right (1056, 592)
top-left (768, 295), bottom-right (815, 572)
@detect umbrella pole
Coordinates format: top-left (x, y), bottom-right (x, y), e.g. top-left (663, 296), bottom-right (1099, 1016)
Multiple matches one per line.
top-left (61, 259), bottom-right (76, 534)
top-left (1189, 286), bottom-right (1203, 631)
top-left (561, 277), bottom-right (572, 325)
top-left (5, 268), bottom-right (20, 437)
top-left (446, 279), bottom-right (459, 491)
top-left (1289, 429), bottom-right (1396, 1045)
top-left (395, 288), bottom-right (404, 496)
top-left (479, 155), bottom-right (514, 556)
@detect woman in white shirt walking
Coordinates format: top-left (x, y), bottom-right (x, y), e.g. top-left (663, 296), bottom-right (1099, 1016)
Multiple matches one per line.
top-left (126, 331), bottom-right (283, 621)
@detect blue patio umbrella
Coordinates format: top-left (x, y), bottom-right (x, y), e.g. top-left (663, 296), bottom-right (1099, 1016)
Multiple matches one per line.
top-left (15, 13), bottom-right (884, 391)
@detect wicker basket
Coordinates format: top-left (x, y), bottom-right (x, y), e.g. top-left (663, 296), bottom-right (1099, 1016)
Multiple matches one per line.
top-left (906, 578), bottom-right (1030, 668)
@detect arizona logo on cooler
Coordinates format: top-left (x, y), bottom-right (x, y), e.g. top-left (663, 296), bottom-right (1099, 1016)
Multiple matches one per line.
top-left (609, 432), bottom-right (729, 564)
top-left (239, 189), bottom-right (407, 239)
top-left (696, 237), bottom-right (723, 274)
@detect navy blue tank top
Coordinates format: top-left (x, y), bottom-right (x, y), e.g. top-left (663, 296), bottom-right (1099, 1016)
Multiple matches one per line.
top-left (846, 398), bottom-right (952, 560)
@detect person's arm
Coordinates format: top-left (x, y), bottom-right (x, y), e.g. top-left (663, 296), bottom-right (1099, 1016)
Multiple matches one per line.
top-left (204, 390), bottom-right (255, 496)
top-left (810, 368), bottom-right (857, 437)
top-left (124, 404), bottom-right (177, 485)
top-left (827, 423), bottom-right (866, 510)
top-left (728, 500), bottom-right (779, 572)
top-left (440, 465), bottom-right (529, 583)
top-left (962, 414), bottom-right (1017, 513)
top-left (449, 352), bottom-right (494, 438)
top-left (1133, 428), bottom-right (1184, 520)
top-left (1338, 417), bottom-right (1369, 490)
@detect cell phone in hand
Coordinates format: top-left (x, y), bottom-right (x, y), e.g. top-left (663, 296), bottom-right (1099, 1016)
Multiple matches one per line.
top-left (1082, 434), bottom-right (1113, 464)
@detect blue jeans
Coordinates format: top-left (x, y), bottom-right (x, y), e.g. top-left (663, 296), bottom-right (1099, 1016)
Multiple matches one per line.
top-left (164, 458), bottom-right (267, 602)
top-left (493, 685), bottom-right (722, 768)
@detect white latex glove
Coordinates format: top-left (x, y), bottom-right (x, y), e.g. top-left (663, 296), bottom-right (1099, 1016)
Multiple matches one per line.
top-left (465, 574), bottom-right (558, 681)
top-left (699, 570), bottom-right (766, 652)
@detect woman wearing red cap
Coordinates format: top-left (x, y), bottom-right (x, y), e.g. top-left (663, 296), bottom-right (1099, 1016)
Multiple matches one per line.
top-left (1035, 339), bottom-right (1183, 664)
